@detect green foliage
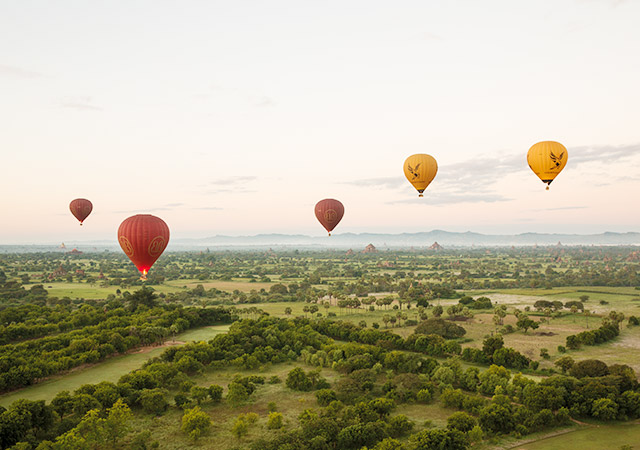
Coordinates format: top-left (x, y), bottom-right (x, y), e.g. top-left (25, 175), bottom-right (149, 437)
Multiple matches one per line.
top-left (411, 428), bottom-right (469, 450)
top-left (267, 412), bottom-right (284, 429)
top-left (181, 406), bottom-right (212, 441)
top-left (208, 384), bottom-right (223, 402)
top-left (139, 389), bottom-right (168, 415)
top-left (447, 411), bottom-right (477, 432)
top-left (232, 414), bottom-right (250, 439)
top-left (591, 398), bottom-right (618, 421)
top-left (414, 318), bottom-right (466, 339)
top-left (226, 382), bottom-right (249, 406)
top-left (570, 359), bottom-right (609, 378)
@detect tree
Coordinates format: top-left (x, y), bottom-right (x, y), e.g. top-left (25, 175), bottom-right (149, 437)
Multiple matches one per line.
top-left (103, 399), bottom-right (133, 446)
top-left (482, 335), bottom-right (504, 357)
top-left (208, 384), bottom-right (223, 402)
top-left (139, 389), bottom-right (168, 415)
top-left (411, 428), bottom-right (469, 450)
top-left (447, 411), bottom-right (477, 433)
top-left (181, 406), bottom-right (212, 441)
top-left (591, 398), bottom-right (618, 421)
top-left (286, 367), bottom-right (312, 391)
top-left (468, 425), bottom-right (483, 443)
top-left (414, 318), bottom-right (466, 339)
top-left (516, 316), bottom-right (539, 333)
top-left (554, 356), bottom-right (574, 373)
top-left (226, 382), bottom-right (249, 406)
top-left (570, 359), bottom-right (609, 378)
top-left (284, 307), bottom-right (292, 315)
top-left (190, 386), bottom-right (208, 405)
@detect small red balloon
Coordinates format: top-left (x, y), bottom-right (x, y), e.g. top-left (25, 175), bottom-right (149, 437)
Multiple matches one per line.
top-left (69, 198), bottom-right (93, 225)
top-left (315, 199), bottom-right (344, 236)
top-left (117, 214), bottom-right (170, 279)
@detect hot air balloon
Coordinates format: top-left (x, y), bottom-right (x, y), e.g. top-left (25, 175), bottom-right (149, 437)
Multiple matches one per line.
top-left (527, 141), bottom-right (568, 190)
top-left (315, 199), bottom-right (344, 236)
top-left (69, 198), bottom-right (93, 225)
top-left (403, 154), bottom-right (438, 197)
top-left (117, 214), bottom-right (170, 280)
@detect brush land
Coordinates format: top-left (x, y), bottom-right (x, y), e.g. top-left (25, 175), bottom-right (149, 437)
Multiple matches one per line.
top-left (1, 246), bottom-right (639, 449)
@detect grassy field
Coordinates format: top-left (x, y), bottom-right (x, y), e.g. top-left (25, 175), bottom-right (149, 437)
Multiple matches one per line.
top-left (0, 324), bottom-right (230, 407)
top-left (125, 360), bottom-right (456, 450)
top-left (23, 278), bottom-right (277, 300)
top-left (510, 422), bottom-right (640, 450)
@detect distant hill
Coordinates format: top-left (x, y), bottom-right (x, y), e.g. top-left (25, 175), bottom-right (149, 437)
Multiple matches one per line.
top-left (174, 230), bottom-right (640, 248)
top-left (2, 231), bottom-right (639, 253)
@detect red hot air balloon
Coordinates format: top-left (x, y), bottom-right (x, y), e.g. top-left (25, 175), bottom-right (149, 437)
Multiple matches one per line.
top-left (69, 198), bottom-right (93, 225)
top-left (315, 199), bottom-right (344, 236)
top-left (117, 214), bottom-right (170, 280)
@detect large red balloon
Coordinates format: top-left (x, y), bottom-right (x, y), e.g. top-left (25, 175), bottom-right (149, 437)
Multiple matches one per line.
top-left (69, 198), bottom-right (93, 225)
top-left (315, 199), bottom-right (344, 236)
top-left (117, 214), bottom-right (170, 279)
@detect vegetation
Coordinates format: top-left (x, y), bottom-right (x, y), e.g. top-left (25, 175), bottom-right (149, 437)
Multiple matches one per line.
top-left (1, 246), bottom-right (640, 449)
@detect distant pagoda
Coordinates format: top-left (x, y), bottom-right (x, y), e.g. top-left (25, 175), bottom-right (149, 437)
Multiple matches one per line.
top-left (362, 244), bottom-right (377, 253)
top-left (429, 242), bottom-right (443, 251)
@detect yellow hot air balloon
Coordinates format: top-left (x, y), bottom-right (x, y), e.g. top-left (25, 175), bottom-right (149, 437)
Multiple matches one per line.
top-left (403, 154), bottom-right (438, 197)
top-left (527, 141), bottom-right (568, 190)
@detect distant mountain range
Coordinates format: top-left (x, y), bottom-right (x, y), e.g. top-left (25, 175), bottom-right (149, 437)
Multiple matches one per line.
top-left (2, 231), bottom-right (639, 253)
top-left (176, 230), bottom-right (640, 248)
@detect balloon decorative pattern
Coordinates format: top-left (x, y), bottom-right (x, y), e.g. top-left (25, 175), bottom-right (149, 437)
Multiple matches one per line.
top-left (117, 214), bottom-right (170, 280)
top-left (527, 141), bottom-right (568, 190)
top-left (403, 154), bottom-right (438, 197)
top-left (315, 199), bottom-right (345, 236)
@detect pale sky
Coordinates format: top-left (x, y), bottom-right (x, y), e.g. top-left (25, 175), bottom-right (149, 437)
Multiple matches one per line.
top-left (1, 0), bottom-right (639, 244)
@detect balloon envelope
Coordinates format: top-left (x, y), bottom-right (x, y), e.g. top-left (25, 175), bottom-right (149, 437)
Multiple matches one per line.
top-left (403, 154), bottom-right (438, 196)
top-left (69, 198), bottom-right (93, 225)
top-left (315, 199), bottom-right (344, 236)
top-left (117, 214), bottom-right (170, 279)
top-left (527, 141), bottom-right (568, 189)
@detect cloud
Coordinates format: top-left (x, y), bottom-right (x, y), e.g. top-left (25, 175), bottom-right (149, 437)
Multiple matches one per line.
top-left (346, 142), bottom-right (640, 204)
top-left (535, 206), bottom-right (588, 211)
top-left (112, 207), bottom-right (172, 214)
top-left (387, 192), bottom-right (512, 206)
top-left (209, 176), bottom-right (257, 186)
top-left (421, 32), bottom-right (443, 40)
top-left (342, 177), bottom-right (405, 189)
top-left (112, 203), bottom-right (186, 214)
top-left (204, 176), bottom-right (258, 195)
top-left (566, 143), bottom-right (640, 168)
top-left (193, 206), bottom-right (223, 210)
top-left (578, 0), bottom-right (629, 8)
top-left (254, 96), bottom-right (276, 107)
top-left (60, 97), bottom-right (102, 111)
top-left (0, 64), bottom-right (44, 79)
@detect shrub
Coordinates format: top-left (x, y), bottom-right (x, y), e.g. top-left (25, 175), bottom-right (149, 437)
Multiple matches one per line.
top-left (181, 406), bottom-right (212, 441)
top-left (414, 318), bottom-right (466, 339)
top-left (267, 412), bottom-right (283, 429)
